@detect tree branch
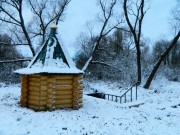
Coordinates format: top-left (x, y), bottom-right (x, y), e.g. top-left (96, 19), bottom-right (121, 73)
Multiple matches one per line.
top-left (0, 59), bottom-right (31, 63)
top-left (91, 60), bottom-right (122, 71)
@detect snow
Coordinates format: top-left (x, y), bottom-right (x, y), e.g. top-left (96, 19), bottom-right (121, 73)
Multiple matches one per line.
top-left (0, 78), bottom-right (180, 135)
top-left (60, 40), bottom-right (76, 68)
top-left (14, 67), bottom-right (83, 74)
top-left (15, 26), bottom-right (82, 75)
top-left (44, 37), bottom-right (59, 67)
top-left (14, 34), bottom-right (83, 74)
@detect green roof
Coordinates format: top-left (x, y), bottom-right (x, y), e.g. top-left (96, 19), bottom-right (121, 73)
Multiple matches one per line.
top-left (28, 25), bottom-right (74, 69)
top-left (15, 25), bottom-right (83, 74)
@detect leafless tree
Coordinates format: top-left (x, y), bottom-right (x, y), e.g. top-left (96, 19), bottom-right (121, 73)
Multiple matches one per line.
top-left (170, 0), bottom-right (180, 36)
top-left (27, 0), bottom-right (71, 46)
top-left (0, 0), bottom-right (71, 56)
top-left (123, 0), bottom-right (149, 84)
top-left (0, 0), bottom-right (35, 55)
top-left (144, 31), bottom-right (180, 89)
top-left (82, 0), bottom-right (122, 71)
top-left (144, 1), bottom-right (180, 89)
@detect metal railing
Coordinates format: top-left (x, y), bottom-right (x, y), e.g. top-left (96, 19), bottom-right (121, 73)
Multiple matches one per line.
top-left (103, 82), bottom-right (139, 104)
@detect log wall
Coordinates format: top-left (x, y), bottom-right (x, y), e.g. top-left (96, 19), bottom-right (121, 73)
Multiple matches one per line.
top-left (20, 74), bottom-right (83, 111)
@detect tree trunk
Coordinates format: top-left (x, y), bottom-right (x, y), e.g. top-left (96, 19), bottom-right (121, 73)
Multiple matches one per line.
top-left (144, 31), bottom-right (180, 89)
top-left (137, 45), bottom-right (141, 84)
top-left (123, 0), bottom-right (145, 85)
top-left (18, 0), bottom-right (36, 56)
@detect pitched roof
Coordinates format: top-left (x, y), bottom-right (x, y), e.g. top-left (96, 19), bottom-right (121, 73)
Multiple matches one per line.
top-left (15, 25), bottom-right (83, 74)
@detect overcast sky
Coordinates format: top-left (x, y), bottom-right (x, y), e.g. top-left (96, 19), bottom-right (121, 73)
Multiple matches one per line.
top-left (58, 0), bottom-right (177, 57)
top-left (21, 0), bottom-right (177, 57)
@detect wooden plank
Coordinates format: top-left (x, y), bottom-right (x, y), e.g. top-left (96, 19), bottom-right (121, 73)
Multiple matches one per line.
top-left (28, 100), bottom-right (46, 106)
top-left (78, 80), bottom-right (83, 84)
top-left (73, 103), bottom-right (83, 109)
top-left (30, 74), bottom-right (41, 77)
top-left (47, 99), bottom-right (72, 104)
top-left (41, 81), bottom-right (48, 85)
top-left (47, 89), bottom-right (53, 93)
top-left (40, 85), bottom-right (48, 91)
top-left (74, 84), bottom-right (83, 87)
top-left (29, 91), bottom-right (47, 96)
top-left (55, 85), bottom-right (73, 90)
top-left (73, 91), bottom-right (83, 95)
top-left (55, 88), bottom-right (72, 91)
top-left (46, 104), bottom-right (54, 109)
top-left (28, 105), bottom-right (46, 111)
top-left (47, 78), bottom-right (55, 83)
top-left (73, 85), bottom-right (83, 90)
top-left (28, 95), bottom-right (46, 101)
top-left (73, 79), bottom-right (83, 83)
top-left (29, 86), bottom-right (40, 92)
top-left (55, 80), bottom-right (73, 85)
top-left (48, 83), bottom-right (54, 88)
top-left (73, 90), bottom-right (83, 94)
top-left (29, 91), bottom-right (40, 96)
top-left (74, 76), bottom-right (83, 81)
top-left (54, 75), bottom-right (74, 80)
top-left (21, 75), bottom-right (28, 82)
top-left (47, 90), bottom-right (72, 96)
top-left (29, 77), bottom-right (41, 82)
top-left (79, 85), bottom-right (84, 90)
top-left (56, 90), bottom-right (72, 95)
top-left (73, 82), bottom-right (82, 87)
top-left (29, 81), bottom-right (41, 86)
top-left (73, 94), bottom-right (83, 99)
top-left (40, 76), bottom-right (48, 80)
top-left (73, 88), bottom-right (81, 91)
top-left (73, 99), bottom-right (83, 104)
top-left (55, 104), bottom-right (73, 108)
top-left (55, 95), bottom-right (73, 99)
top-left (39, 91), bottom-right (47, 96)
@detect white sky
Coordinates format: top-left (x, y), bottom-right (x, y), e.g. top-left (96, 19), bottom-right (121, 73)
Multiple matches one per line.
top-left (58, 0), bottom-right (177, 57)
top-left (21, 0), bottom-right (177, 57)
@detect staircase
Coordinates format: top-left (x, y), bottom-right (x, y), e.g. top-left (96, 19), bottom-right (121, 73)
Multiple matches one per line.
top-left (87, 82), bottom-right (139, 104)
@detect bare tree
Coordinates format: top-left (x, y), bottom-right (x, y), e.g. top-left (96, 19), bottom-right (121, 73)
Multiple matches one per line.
top-left (123, 0), bottom-right (148, 84)
top-left (82, 0), bottom-right (122, 71)
top-left (170, 0), bottom-right (180, 35)
top-left (144, 1), bottom-right (180, 89)
top-left (0, 0), bottom-right (35, 56)
top-left (144, 31), bottom-right (180, 89)
top-left (0, 0), bottom-right (71, 56)
top-left (27, 0), bottom-right (71, 46)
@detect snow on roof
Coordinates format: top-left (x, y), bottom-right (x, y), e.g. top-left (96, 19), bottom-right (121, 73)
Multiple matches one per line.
top-left (15, 67), bottom-right (83, 74)
top-left (15, 25), bottom-right (83, 74)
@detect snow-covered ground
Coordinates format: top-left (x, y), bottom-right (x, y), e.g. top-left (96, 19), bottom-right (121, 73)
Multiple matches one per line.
top-left (0, 78), bottom-right (179, 135)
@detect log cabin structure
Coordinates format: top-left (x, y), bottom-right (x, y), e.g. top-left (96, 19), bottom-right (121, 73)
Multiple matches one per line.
top-left (15, 25), bottom-right (83, 111)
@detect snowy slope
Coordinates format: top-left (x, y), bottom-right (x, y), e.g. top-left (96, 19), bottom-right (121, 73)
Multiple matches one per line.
top-left (0, 78), bottom-right (179, 135)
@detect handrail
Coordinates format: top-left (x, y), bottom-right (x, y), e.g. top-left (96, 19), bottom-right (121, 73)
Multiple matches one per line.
top-left (104, 82), bottom-right (139, 104)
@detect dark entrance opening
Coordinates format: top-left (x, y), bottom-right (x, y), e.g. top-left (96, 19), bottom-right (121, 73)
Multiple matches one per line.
top-left (87, 92), bottom-right (105, 99)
